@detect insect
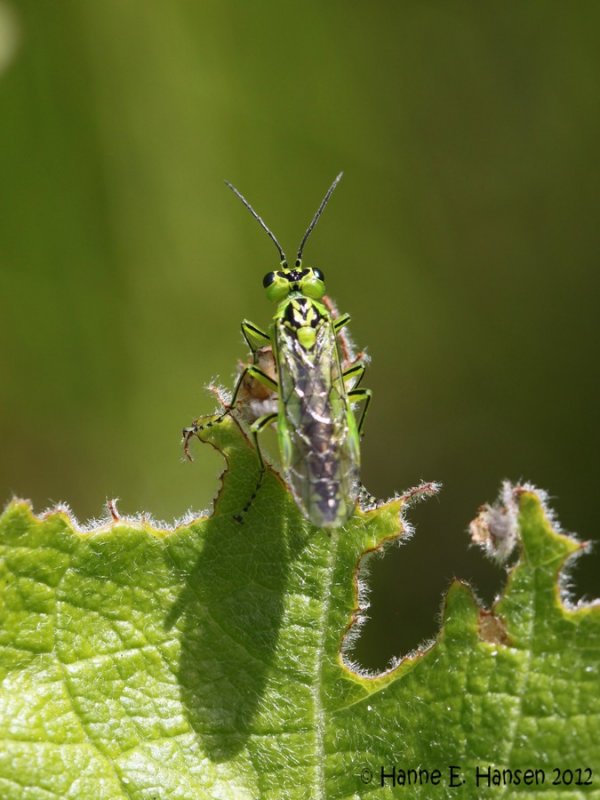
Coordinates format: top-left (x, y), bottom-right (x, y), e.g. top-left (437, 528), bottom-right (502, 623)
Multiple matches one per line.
top-left (183, 173), bottom-right (371, 528)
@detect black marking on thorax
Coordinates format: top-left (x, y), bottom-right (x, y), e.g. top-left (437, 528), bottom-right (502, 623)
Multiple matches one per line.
top-left (283, 297), bottom-right (324, 331)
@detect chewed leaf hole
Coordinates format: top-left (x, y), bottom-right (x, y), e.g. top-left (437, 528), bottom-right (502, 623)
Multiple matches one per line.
top-left (347, 493), bottom-right (508, 673)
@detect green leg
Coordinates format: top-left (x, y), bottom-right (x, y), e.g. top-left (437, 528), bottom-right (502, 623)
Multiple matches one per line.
top-left (347, 387), bottom-right (372, 436)
top-left (241, 319), bottom-right (270, 353)
top-left (347, 384), bottom-right (376, 509)
top-left (343, 355), bottom-right (375, 508)
top-left (342, 361), bottom-right (366, 390)
top-left (325, 298), bottom-right (358, 367)
top-left (230, 364), bottom-right (278, 407)
top-left (333, 312), bottom-right (351, 332)
top-left (233, 411), bottom-right (278, 524)
top-left (182, 364), bottom-right (278, 460)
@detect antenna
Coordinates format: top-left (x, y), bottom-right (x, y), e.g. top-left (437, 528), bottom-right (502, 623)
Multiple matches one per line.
top-left (296, 172), bottom-right (343, 263)
top-left (225, 181), bottom-right (287, 264)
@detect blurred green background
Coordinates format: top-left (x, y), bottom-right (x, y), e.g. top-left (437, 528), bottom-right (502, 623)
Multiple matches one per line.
top-left (1, 2), bottom-right (598, 669)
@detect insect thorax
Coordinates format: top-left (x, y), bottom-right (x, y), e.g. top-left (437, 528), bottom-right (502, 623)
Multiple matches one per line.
top-left (279, 296), bottom-right (327, 351)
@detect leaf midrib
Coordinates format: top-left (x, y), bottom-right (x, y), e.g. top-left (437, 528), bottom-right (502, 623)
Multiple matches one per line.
top-left (313, 525), bottom-right (341, 800)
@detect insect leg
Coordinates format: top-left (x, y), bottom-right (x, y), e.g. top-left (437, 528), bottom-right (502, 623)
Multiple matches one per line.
top-left (347, 387), bottom-right (372, 436)
top-left (347, 384), bottom-right (377, 509)
top-left (342, 361), bottom-right (366, 390)
top-left (233, 411), bottom-right (278, 524)
top-left (333, 312), bottom-right (351, 332)
top-left (330, 307), bottom-right (368, 373)
top-left (182, 365), bottom-right (278, 461)
top-left (241, 319), bottom-right (270, 353)
top-left (323, 295), bottom-right (356, 364)
top-left (182, 414), bottom-right (231, 461)
top-left (231, 365), bottom-right (277, 407)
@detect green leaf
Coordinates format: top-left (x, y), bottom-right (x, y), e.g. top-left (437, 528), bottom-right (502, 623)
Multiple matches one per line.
top-left (0, 417), bottom-right (598, 799)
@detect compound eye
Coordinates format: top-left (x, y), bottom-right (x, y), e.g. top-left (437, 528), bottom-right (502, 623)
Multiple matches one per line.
top-left (262, 271), bottom-right (276, 288)
top-left (313, 268), bottom-right (325, 282)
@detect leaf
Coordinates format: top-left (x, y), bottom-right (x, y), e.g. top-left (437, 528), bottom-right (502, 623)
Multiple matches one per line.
top-left (0, 417), bottom-right (598, 799)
